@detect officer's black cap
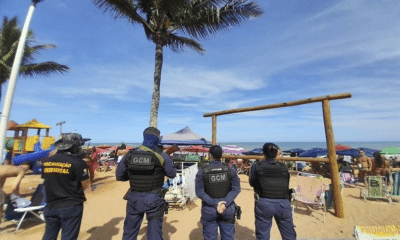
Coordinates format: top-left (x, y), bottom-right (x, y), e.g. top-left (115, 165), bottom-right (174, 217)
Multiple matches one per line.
top-left (262, 142), bottom-right (279, 159)
top-left (209, 145), bottom-right (223, 159)
top-left (143, 127), bottom-right (160, 137)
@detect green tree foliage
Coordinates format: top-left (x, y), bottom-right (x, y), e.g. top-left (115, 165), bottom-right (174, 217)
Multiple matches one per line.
top-left (0, 16), bottom-right (69, 101)
top-left (93, 0), bottom-right (263, 127)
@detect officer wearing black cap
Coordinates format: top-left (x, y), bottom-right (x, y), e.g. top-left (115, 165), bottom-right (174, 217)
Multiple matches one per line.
top-left (42, 133), bottom-right (91, 240)
top-left (249, 143), bottom-right (296, 240)
top-left (195, 145), bottom-right (241, 240)
top-left (116, 127), bottom-right (177, 240)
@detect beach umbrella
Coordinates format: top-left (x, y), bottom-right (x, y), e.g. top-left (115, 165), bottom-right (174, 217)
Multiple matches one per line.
top-left (243, 148), bottom-right (263, 155)
top-left (222, 145), bottom-right (247, 155)
top-left (358, 147), bottom-right (380, 157)
top-left (336, 148), bottom-right (361, 158)
top-left (7, 120), bottom-right (19, 130)
top-left (335, 144), bottom-right (351, 151)
top-left (298, 147), bottom-right (328, 158)
top-left (381, 147), bottom-right (400, 155)
top-left (282, 148), bottom-right (305, 154)
top-left (183, 145), bottom-right (209, 153)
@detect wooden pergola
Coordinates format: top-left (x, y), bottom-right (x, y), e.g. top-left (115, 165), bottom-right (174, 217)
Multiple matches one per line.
top-left (203, 92), bottom-right (352, 218)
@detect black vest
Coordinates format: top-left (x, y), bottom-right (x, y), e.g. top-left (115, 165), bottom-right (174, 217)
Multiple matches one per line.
top-left (255, 160), bottom-right (289, 199)
top-left (203, 163), bottom-right (232, 198)
top-left (125, 149), bottom-right (165, 192)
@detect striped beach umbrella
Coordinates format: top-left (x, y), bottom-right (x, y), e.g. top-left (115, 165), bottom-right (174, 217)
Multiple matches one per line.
top-left (222, 145), bottom-right (247, 155)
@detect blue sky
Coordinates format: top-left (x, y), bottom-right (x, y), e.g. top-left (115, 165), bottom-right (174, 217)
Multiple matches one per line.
top-left (1, 0), bottom-right (399, 143)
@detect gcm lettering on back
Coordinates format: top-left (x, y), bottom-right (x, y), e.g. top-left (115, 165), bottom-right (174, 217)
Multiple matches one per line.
top-left (210, 174), bottom-right (226, 182)
top-left (132, 157), bottom-right (150, 164)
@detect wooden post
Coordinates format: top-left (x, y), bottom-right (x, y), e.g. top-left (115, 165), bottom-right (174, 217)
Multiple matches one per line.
top-left (212, 115), bottom-right (217, 145)
top-left (22, 129), bottom-right (27, 154)
top-left (322, 100), bottom-right (344, 218)
top-left (204, 93), bottom-right (351, 117)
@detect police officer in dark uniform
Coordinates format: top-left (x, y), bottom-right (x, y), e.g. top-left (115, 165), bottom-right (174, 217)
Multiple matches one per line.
top-left (41, 133), bottom-right (91, 240)
top-left (249, 142), bottom-right (296, 240)
top-left (116, 127), bottom-right (177, 240)
top-left (195, 145), bottom-right (241, 240)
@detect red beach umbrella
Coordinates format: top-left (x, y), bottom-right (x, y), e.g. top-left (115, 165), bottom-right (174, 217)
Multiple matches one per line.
top-left (183, 145), bottom-right (209, 153)
top-left (335, 144), bottom-right (351, 151)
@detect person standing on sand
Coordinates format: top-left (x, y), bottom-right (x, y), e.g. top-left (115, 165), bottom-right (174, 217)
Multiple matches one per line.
top-left (195, 145), bottom-right (241, 240)
top-left (371, 152), bottom-right (392, 183)
top-left (115, 142), bottom-right (127, 162)
top-left (249, 143), bottom-right (296, 240)
top-left (356, 150), bottom-right (372, 182)
top-left (41, 133), bottom-right (91, 240)
top-left (116, 127), bottom-right (177, 240)
top-left (86, 146), bottom-right (99, 187)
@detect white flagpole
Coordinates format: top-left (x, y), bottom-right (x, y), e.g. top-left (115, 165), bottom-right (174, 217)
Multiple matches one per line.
top-left (0, 0), bottom-right (43, 162)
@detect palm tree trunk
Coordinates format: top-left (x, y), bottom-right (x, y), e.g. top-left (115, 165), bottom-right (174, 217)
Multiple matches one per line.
top-left (149, 42), bottom-right (163, 128)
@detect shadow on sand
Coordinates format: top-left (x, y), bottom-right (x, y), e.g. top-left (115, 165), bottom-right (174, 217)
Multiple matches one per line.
top-left (86, 217), bottom-right (124, 240)
top-left (189, 220), bottom-right (255, 240)
top-left (137, 216), bottom-right (178, 240)
top-left (93, 176), bottom-right (113, 183)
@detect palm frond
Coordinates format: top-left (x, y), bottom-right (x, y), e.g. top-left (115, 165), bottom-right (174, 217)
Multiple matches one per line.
top-left (0, 16), bottom-right (20, 57)
top-left (92, 0), bottom-right (154, 33)
top-left (19, 62), bottom-right (70, 77)
top-left (22, 44), bottom-right (56, 64)
top-left (166, 33), bottom-right (205, 54)
top-left (0, 61), bottom-right (10, 84)
top-left (2, 41), bottom-right (18, 65)
top-left (173, 0), bottom-right (263, 39)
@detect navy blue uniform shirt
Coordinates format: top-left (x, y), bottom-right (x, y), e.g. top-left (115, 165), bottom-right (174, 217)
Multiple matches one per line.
top-left (195, 160), bottom-right (241, 208)
top-left (116, 147), bottom-right (177, 181)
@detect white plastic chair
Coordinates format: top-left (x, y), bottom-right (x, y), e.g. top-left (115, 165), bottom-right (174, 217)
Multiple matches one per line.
top-left (13, 184), bottom-right (46, 232)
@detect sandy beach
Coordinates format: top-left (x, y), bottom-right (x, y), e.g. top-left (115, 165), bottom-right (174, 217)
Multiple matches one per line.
top-left (1, 168), bottom-right (399, 240)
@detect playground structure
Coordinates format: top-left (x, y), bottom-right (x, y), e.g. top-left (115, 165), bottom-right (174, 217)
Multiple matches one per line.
top-left (5, 119), bottom-right (55, 166)
top-left (204, 92), bottom-right (352, 219)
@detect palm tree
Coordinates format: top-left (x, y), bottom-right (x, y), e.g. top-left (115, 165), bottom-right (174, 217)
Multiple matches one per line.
top-left (93, 0), bottom-right (263, 128)
top-left (0, 16), bottom-right (69, 101)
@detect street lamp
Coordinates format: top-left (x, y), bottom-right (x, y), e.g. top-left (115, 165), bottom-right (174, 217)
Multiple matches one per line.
top-left (56, 121), bottom-right (66, 135)
top-left (0, 0), bottom-right (44, 161)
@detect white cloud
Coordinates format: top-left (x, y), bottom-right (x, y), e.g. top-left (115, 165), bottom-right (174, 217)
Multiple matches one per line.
top-left (164, 117), bottom-right (195, 125)
top-left (14, 98), bottom-right (56, 108)
top-left (161, 66), bottom-right (265, 99)
top-left (251, 0), bottom-right (400, 78)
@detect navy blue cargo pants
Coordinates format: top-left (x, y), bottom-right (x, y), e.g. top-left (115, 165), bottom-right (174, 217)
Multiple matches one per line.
top-left (201, 203), bottom-right (236, 240)
top-left (255, 198), bottom-right (296, 240)
top-left (123, 191), bottom-right (165, 240)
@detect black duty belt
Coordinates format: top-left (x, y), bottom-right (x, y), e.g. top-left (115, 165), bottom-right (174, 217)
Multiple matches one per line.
top-left (131, 188), bottom-right (162, 194)
top-left (259, 196), bottom-right (288, 199)
top-left (132, 188), bottom-right (168, 198)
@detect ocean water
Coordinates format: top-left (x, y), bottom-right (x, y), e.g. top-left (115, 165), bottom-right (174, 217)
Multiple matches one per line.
top-left (92, 141), bottom-right (400, 151)
top-left (219, 142), bottom-right (400, 151)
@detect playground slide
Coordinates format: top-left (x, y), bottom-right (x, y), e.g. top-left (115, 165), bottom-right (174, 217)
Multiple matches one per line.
top-left (13, 142), bottom-right (54, 166)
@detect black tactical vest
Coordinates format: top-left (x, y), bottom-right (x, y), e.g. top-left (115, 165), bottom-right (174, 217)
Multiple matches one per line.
top-left (203, 163), bottom-right (232, 198)
top-left (255, 160), bottom-right (289, 199)
top-left (125, 149), bottom-right (165, 192)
